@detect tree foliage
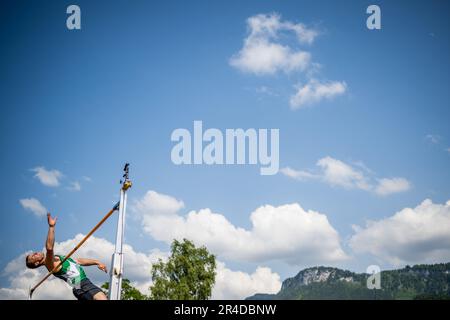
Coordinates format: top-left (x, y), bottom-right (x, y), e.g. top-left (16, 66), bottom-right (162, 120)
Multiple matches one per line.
top-left (102, 278), bottom-right (147, 300)
top-left (150, 238), bottom-right (216, 300)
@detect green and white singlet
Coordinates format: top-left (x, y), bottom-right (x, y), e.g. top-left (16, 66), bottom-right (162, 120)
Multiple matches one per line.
top-left (53, 255), bottom-right (87, 287)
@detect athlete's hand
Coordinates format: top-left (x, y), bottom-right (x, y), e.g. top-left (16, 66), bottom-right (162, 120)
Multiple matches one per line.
top-left (47, 213), bottom-right (57, 227)
top-left (97, 262), bottom-right (107, 273)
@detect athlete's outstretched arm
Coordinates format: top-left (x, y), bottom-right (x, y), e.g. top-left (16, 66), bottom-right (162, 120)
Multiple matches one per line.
top-left (45, 213), bottom-right (57, 270)
top-left (76, 258), bottom-right (108, 273)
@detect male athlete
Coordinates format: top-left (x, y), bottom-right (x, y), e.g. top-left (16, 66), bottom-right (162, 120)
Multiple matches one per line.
top-left (25, 213), bottom-right (108, 300)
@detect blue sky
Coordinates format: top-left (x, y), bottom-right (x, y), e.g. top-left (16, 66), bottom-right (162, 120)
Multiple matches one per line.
top-left (0, 0), bottom-right (449, 299)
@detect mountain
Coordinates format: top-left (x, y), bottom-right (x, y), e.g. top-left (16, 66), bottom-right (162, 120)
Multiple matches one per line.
top-left (246, 263), bottom-right (450, 300)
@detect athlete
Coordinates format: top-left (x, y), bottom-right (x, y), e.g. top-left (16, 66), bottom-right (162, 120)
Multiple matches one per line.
top-left (25, 213), bottom-right (108, 300)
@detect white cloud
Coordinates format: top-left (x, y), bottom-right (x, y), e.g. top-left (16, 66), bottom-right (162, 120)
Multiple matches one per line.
top-left (246, 13), bottom-right (318, 45)
top-left (133, 190), bottom-right (348, 266)
top-left (0, 235), bottom-right (281, 300)
top-left (134, 190), bottom-right (185, 216)
top-left (349, 199), bottom-right (450, 266)
top-left (351, 160), bottom-right (375, 175)
top-left (19, 198), bottom-right (47, 217)
top-left (279, 167), bottom-right (317, 180)
top-left (289, 79), bottom-right (347, 109)
top-left (374, 178), bottom-right (411, 196)
top-left (229, 13), bottom-right (316, 75)
top-left (317, 157), bottom-right (371, 191)
top-left (67, 181), bottom-right (81, 192)
top-left (231, 13), bottom-right (347, 110)
top-left (31, 167), bottom-right (63, 187)
top-left (212, 262), bottom-right (281, 299)
top-left (281, 156), bottom-right (411, 196)
top-left (230, 40), bottom-right (311, 75)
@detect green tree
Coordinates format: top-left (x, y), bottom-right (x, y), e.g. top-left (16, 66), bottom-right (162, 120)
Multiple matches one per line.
top-left (150, 238), bottom-right (216, 300)
top-left (102, 279), bottom-right (147, 300)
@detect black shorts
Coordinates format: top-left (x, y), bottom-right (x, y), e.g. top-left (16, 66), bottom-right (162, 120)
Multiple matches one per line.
top-left (72, 278), bottom-right (104, 300)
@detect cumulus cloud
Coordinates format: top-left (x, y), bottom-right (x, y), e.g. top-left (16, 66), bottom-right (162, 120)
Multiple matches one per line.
top-left (317, 157), bottom-right (371, 190)
top-left (279, 167), bottom-right (317, 180)
top-left (289, 79), bottom-right (347, 109)
top-left (212, 262), bottom-right (281, 299)
top-left (0, 235), bottom-right (281, 300)
top-left (134, 190), bottom-right (185, 216)
top-left (230, 13), bottom-right (347, 109)
top-left (133, 190), bottom-right (348, 266)
top-left (281, 156), bottom-right (411, 196)
top-left (230, 40), bottom-right (311, 75)
top-left (374, 178), bottom-right (411, 196)
top-left (19, 198), bottom-right (47, 217)
top-left (229, 13), bottom-right (316, 75)
top-left (349, 199), bottom-right (450, 266)
top-left (31, 167), bottom-right (63, 187)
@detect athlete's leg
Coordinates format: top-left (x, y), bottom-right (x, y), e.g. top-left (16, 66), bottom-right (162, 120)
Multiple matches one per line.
top-left (93, 291), bottom-right (107, 300)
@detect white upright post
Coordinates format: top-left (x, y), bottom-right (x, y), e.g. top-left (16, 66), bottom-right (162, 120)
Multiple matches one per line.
top-left (109, 164), bottom-right (131, 300)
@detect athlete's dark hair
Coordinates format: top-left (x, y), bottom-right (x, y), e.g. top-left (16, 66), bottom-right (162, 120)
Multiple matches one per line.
top-left (25, 254), bottom-right (39, 269)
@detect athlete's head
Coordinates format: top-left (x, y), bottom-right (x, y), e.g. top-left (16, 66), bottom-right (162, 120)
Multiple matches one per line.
top-left (25, 252), bottom-right (45, 269)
